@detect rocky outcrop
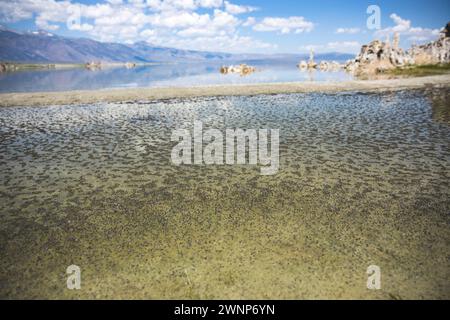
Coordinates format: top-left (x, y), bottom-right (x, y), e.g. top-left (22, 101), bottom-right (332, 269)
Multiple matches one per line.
top-left (345, 22), bottom-right (450, 75)
top-left (445, 22), bottom-right (450, 38)
top-left (409, 23), bottom-right (449, 65)
top-left (345, 33), bottom-right (414, 75)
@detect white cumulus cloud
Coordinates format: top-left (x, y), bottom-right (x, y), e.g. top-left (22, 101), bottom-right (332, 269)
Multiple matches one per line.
top-left (242, 16), bottom-right (256, 27)
top-left (0, 0), bottom-right (314, 53)
top-left (299, 41), bottom-right (361, 53)
top-left (335, 27), bottom-right (360, 34)
top-left (326, 41), bottom-right (360, 49)
top-left (224, 1), bottom-right (257, 15)
top-left (375, 13), bottom-right (440, 43)
top-left (253, 16), bottom-right (314, 34)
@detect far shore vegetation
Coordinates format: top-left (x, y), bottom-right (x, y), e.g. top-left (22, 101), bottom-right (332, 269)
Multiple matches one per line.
top-left (0, 62), bottom-right (84, 72)
top-left (385, 63), bottom-right (450, 77)
top-left (0, 61), bottom-right (161, 72)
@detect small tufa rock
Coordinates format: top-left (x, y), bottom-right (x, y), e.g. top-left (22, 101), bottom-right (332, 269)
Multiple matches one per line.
top-left (85, 61), bottom-right (102, 70)
top-left (220, 64), bottom-right (256, 76)
top-left (318, 61), bottom-right (342, 71)
top-left (297, 60), bottom-right (308, 69)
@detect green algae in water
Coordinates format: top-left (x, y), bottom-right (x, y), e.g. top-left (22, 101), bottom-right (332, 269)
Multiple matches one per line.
top-left (0, 88), bottom-right (449, 299)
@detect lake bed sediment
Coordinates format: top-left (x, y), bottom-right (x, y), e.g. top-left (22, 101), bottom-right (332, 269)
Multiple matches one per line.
top-left (0, 88), bottom-right (449, 299)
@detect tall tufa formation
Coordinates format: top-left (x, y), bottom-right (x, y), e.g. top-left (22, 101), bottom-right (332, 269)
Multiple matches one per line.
top-left (307, 48), bottom-right (317, 69)
top-left (344, 32), bottom-right (414, 75)
top-left (408, 22), bottom-right (450, 64)
top-left (392, 32), bottom-right (400, 51)
top-left (297, 48), bottom-right (318, 69)
top-left (345, 22), bottom-right (450, 75)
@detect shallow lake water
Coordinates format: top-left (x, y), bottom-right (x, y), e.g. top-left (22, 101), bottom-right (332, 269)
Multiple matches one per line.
top-left (0, 88), bottom-right (449, 299)
top-left (0, 63), bottom-right (354, 93)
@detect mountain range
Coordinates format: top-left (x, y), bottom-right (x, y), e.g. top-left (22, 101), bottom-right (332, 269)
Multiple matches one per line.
top-left (0, 26), bottom-right (354, 64)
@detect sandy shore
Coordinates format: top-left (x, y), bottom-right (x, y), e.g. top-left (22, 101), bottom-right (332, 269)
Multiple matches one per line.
top-left (1, 74), bottom-right (450, 107)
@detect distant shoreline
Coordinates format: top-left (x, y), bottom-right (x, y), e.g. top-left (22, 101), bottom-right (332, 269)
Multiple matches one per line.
top-left (0, 61), bottom-right (164, 72)
top-left (1, 74), bottom-right (449, 107)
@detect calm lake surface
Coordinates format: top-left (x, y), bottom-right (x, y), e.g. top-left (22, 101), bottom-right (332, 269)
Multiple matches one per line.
top-left (0, 62), bottom-right (354, 93)
top-left (0, 88), bottom-right (449, 299)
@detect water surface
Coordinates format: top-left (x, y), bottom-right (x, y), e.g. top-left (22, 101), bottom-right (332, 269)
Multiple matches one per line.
top-left (0, 88), bottom-right (449, 299)
top-left (0, 62), bottom-right (354, 93)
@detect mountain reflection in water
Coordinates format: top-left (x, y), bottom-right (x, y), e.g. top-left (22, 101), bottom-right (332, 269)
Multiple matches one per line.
top-left (0, 62), bottom-right (354, 93)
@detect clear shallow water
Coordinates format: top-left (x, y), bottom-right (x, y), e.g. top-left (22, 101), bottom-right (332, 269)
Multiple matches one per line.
top-left (0, 88), bottom-right (449, 299)
top-left (0, 62), bottom-right (354, 93)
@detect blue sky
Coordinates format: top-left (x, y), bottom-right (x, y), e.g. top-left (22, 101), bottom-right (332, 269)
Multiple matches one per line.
top-left (0, 0), bottom-right (449, 53)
